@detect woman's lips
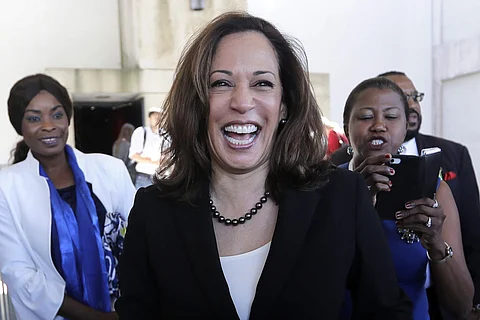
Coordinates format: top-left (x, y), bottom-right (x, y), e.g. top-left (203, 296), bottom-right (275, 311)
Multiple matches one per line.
top-left (39, 136), bottom-right (60, 146)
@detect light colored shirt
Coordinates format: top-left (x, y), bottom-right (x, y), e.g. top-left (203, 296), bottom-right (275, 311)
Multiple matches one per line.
top-left (402, 137), bottom-right (419, 156)
top-left (129, 126), bottom-right (164, 175)
top-left (220, 242), bottom-right (271, 320)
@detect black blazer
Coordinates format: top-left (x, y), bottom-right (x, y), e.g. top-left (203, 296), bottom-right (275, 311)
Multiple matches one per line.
top-left (415, 134), bottom-right (480, 315)
top-left (116, 168), bottom-right (412, 319)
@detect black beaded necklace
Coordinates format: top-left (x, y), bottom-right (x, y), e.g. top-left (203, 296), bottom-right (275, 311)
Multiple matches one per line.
top-left (209, 191), bottom-right (270, 226)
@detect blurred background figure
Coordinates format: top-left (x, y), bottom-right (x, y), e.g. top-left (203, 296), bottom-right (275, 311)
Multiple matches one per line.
top-left (128, 107), bottom-right (163, 189)
top-left (112, 123), bottom-right (135, 182)
top-left (323, 116), bottom-right (349, 157)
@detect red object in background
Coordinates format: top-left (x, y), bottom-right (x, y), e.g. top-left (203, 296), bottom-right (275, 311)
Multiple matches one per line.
top-left (327, 128), bottom-right (349, 156)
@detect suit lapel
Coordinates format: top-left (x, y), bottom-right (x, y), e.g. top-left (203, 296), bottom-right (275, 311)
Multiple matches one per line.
top-left (250, 187), bottom-right (322, 319)
top-left (174, 183), bottom-right (239, 319)
top-left (415, 134), bottom-right (425, 154)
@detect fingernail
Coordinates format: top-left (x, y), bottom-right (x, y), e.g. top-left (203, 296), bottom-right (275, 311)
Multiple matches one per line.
top-left (389, 168), bottom-right (395, 175)
top-left (395, 211), bottom-right (403, 219)
top-left (385, 154), bottom-right (391, 159)
top-left (388, 181), bottom-right (393, 187)
top-left (405, 202), bottom-right (413, 209)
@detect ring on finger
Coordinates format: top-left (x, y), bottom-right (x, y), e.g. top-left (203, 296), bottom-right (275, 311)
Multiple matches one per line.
top-left (432, 199), bottom-right (439, 208)
top-left (425, 216), bottom-right (432, 228)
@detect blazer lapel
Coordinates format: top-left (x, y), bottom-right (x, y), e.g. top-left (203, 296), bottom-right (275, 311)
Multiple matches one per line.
top-left (174, 184), bottom-right (239, 319)
top-left (415, 134), bottom-right (425, 154)
top-left (250, 187), bottom-right (322, 319)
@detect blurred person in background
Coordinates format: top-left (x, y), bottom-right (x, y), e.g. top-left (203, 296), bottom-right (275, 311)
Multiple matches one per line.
top-left (323, 116), bottom-right (349, 157)
top-left (0, 74), bottom-right (136, 320)
top-left (128, 107), bottom-right (164, 189)
top-left (112, 123), bottom-right (135, 182)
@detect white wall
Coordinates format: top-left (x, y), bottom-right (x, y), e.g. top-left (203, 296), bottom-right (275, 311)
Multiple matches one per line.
top-left (0, 0), bottom-right (121, 165)
top-left (441, 0), bottom-right (480, 43)
top-left (248, 0), bottom-right (433, 134)
top-left (442, 73), bottom-right (480, 183)
top-left (435, 0), bottom-right (480, 183)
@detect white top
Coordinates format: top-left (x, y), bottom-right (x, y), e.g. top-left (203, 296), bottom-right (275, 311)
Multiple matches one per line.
top-left (220, 242), bottom-right (271, 320)
top-left (402, 137), bottom-right (419, 156)
top-left (0, 148), bottom-right (136, 320)
top-left (129, 126), bottom-right (167, 175)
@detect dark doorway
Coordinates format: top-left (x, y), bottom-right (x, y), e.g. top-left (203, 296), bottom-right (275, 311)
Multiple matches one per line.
top-left (73, 98), bottom-right (144, 155)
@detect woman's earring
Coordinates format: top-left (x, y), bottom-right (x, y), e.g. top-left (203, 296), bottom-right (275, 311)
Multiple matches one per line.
top-left (397, 145), bottom-right (406, 154)
top-left (278, 118), bottom-right (287, 132)
top-left (346, 146), bottom-right (354, 156)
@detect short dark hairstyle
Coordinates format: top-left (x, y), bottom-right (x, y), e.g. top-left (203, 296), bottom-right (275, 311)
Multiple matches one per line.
top-left (377, 70), bottom-right (406, 78)
top-left (343, 77), bottom-right (409, 138)
top-left (156, 11), bottom-right (330, 204)
top-left (8, 74), bottom-right (73, 163)
top-left (8, 74), bottom-right (73, 135)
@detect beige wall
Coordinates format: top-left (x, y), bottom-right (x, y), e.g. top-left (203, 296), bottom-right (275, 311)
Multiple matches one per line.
top-left (0, 0), bottom-right (248, 165)
top-left (0, 0), bottom-right (333, 166)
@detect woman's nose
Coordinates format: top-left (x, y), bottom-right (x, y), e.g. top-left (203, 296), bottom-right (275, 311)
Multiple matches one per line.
top-left (370, 118), bottom-right (386, 132)
top-left (230, 84), bottom-right (254, 113)
top-left (40, 119), bottom-right (56, 132)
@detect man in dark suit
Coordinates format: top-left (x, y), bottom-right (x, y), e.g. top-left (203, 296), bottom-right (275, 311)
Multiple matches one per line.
top-left (332, 71), bottom-right (480, 318)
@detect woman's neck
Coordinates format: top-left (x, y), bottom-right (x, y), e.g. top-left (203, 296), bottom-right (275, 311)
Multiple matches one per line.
top-left (210, 164), bottom-right (269, 207)
top-left (35, 151), bottom-right (74, 188)
top-left (351, 155), bottom-right (364, 170)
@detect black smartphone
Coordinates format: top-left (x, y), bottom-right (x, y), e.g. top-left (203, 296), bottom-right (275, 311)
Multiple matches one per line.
top-left (375, 147), bottom-right (442, 220)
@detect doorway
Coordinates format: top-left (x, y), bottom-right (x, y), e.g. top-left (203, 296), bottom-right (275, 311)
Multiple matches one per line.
top-left (73, 98), bottom-right (144, 155)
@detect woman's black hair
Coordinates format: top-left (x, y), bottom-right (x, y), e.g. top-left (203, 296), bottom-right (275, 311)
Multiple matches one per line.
top-left (8, 74), bottom-right (73, 164)
top-left (343, 77), bottom-right (409, 137)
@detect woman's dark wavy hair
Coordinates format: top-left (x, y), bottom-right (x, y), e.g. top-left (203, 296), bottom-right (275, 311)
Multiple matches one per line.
top-left (8, 74), bottom-right (73, 164)
top-left (343, 77), bottom-right (409, 138)
top-left (155, 11), bottom-right (330, 204)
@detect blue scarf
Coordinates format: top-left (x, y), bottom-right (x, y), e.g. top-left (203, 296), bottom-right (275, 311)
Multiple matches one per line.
top-left (40, 146), bottom-right (111, 312)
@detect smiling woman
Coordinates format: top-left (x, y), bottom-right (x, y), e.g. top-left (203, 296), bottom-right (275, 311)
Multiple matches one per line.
top-left (0, 74), bottom-right (136, 320)
top-left (115, 12), bottom-right (413, 320)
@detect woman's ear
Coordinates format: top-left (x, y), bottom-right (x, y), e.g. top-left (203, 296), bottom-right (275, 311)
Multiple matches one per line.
top-left (280, 104), bottom-right (287, 120)
top-left (343, 125), bottom-right (349, 141)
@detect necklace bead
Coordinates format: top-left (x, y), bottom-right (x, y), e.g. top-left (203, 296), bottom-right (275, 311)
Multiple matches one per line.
top-left (209, 192), bottom-right (270, 226)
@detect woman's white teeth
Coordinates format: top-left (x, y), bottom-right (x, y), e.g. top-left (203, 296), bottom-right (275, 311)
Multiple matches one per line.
top-left (225, 135), bottom-right (255, 145)
top-left (41, 138), bottom-right (58, 144)
top-left (371, 139), bottom-right (384, 146)
top-left (224, 124), bottom-right (258, 134)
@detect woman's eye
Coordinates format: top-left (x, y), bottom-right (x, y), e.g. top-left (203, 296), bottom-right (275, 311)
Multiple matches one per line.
top-left (385, 114), bottom-right (399, 119)
top-left (255, 80), bottom-right (274, 88)
top-left (53, 112), bottom-right (64, 119)
top-left (210, 80), bottom-right (230, 88)
top-left (358, 115), bottom-right (373, 120)
top-left (26, 116), bottom-right (40, 122)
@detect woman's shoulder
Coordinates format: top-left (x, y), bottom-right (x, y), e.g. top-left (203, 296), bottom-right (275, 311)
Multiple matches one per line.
top-left (325, 165), bottom-right (361, 186)
top-left (134, 184), bottom-right (173, 207)
top-left (0, 160), bottom-right (32, 182)
top-left (77, 150), bottom-right (127, 174)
